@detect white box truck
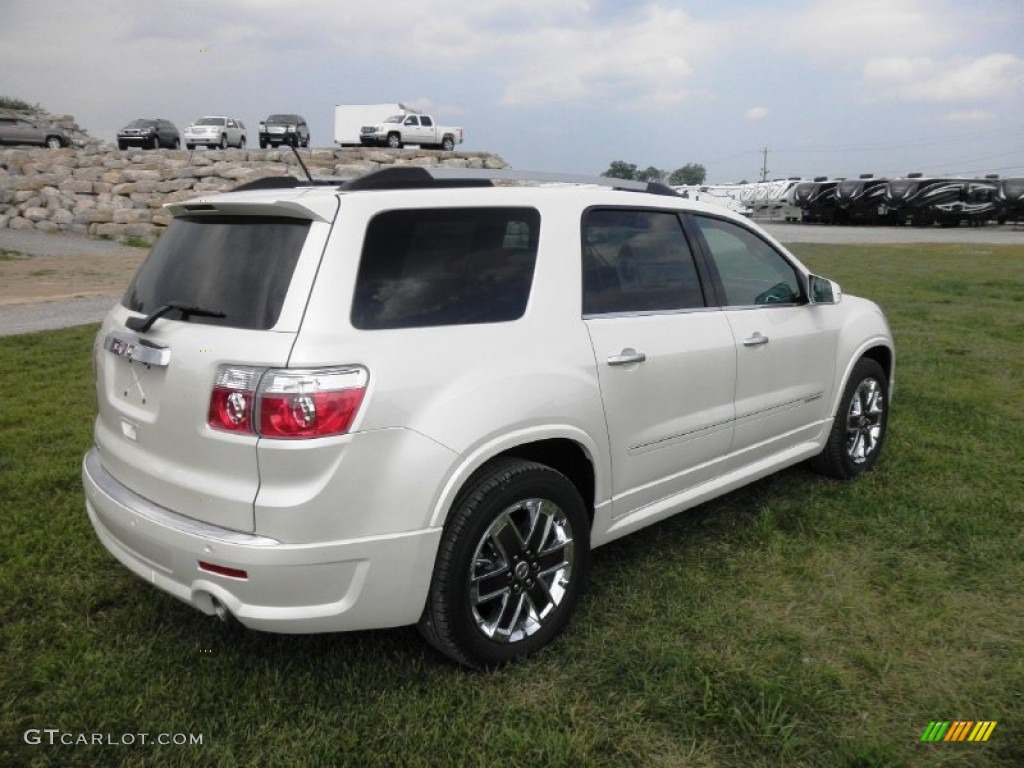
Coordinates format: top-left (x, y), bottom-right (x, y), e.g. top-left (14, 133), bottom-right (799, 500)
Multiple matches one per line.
top-left (334, 103), bottom-right (416, 147)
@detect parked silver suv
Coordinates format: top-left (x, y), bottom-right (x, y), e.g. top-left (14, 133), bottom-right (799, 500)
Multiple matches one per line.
top-left (0, 111), bottom-right (71, 148)
top-left (83, 168), bottom-right (894, 667)
top-left (184, 116), bottom-right (246, 149)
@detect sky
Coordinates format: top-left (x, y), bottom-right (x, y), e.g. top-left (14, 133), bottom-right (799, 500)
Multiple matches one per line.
top-left (2, 0), bottom-right (1022, 183)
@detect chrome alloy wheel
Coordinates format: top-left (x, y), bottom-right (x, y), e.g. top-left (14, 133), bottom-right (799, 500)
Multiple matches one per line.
top-left (469, 498), bottom-right (574, 644)
top-left (846, 377), bottom-right (884, 464)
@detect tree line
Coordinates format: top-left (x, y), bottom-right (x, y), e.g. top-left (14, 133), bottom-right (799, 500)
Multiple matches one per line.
top-left (601, 160), bottom-right (707, 186)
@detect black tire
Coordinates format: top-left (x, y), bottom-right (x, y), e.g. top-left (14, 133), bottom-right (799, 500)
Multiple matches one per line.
top-left (117, 141), bottom-right (127, 151)
top-left (442, 136), bottom-right (455, 152)
top-left (45, 136), bottom-right (63, 149)
top-left (238, 136), bottom-right (246, 149)
top-left (810, 358), bottom-right (889, 479)
top-left (260, 139), bottom-right (267, 149)
top-left (186, 143), bottom-right (195, 150)
top-left (387, 132), bottom-right (402, 149)
top-left (151, 136), bottom-right (159, 150)
top-left (219, 134), bottom-right (228, 149)
top-left (418, 458), bottom-right (590, 668)
top-left (173, 138), bottom-right (180, 150)
top-left (302, 135), bottom-right (309, 148)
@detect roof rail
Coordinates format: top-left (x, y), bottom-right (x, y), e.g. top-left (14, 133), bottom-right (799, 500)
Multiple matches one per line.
top-left (232, 175), bottom-right (345, 192)
top-left (338, 167), bottom-right (682, 197)
top-left (339, 166), bottom-right (492, 191)
top-left (233, 167), bottom-right (685, 197)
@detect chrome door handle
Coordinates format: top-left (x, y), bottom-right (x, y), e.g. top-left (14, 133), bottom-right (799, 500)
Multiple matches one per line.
top-left (743, 333), bottom-right (769, 347)
top-left (607, 349), bottom-right (647, 366)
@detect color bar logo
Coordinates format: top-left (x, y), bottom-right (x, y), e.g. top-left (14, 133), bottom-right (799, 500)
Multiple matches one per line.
top-left (921, 721), bottom-right (997, 742)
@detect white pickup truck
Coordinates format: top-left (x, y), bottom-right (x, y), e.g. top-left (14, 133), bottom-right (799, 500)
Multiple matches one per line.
top-left (359, 113), bottom-right (464, 151)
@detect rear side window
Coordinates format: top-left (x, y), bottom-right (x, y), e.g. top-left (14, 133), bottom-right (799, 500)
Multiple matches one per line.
top-left (582, 208), bottom-right (705, 314)
top-left (352, 207), bottom-right (540, 330)
top-left (123, 215), bottom-right (310, 330)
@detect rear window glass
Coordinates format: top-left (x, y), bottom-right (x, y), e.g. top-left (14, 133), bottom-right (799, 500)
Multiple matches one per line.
top-left (122, 215), bottom-right (310, 330)
top-left (352, 207), bottom-right (540, 330)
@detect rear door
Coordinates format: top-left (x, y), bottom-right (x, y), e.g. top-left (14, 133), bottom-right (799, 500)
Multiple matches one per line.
top-left (582, 208), bottom-right (736, 518)
top-left (403, 115), bottom-right (430, 144)
top-left (93, 211), bottom-right (328, 532)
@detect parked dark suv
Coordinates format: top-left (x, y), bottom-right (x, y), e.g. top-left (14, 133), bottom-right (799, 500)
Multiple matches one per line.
top-left (259, 114), bottom-right (310, 148)
top-left (117, 119), bottom-right (181, 150)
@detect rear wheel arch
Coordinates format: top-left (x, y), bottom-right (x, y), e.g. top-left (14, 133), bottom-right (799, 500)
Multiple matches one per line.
top-left (431, 435), bottom-right (599, 531)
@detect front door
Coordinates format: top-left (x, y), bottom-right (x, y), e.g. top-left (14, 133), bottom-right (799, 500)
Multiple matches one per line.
top-left (688, 214), bottom-right (838, 462)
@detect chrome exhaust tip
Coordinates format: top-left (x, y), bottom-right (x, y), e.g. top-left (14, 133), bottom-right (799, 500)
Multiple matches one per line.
top-left (209, 595), bottom-right (230, 623)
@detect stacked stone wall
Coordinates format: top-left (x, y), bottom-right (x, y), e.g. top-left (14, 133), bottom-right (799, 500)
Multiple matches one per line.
top-left (0, 147), bottom-right (507, 243)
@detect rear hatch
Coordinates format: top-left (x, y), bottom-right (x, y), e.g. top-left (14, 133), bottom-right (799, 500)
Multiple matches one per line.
top-left (92, 195), bottom-right (336, 532)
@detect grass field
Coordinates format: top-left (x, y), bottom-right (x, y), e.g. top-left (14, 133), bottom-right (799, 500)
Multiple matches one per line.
top-left (1, 243), bottom-right (1021, 767)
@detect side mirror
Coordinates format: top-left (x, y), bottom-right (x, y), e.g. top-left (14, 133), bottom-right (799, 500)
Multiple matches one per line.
top-left (809, 275), bottom-right (842, 304)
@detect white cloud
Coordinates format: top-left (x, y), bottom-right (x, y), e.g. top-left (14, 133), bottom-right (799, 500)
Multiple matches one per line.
top-left (774, 0), bottom-right (956, 58)
top-left (863, 53), bottom-right (1024, 101)
top-left (942, 110), bottom-right (996, 123)
top-left (745, 106), bottom-right (769, 120)
top-left (497, 6), bottom-right (720, 109)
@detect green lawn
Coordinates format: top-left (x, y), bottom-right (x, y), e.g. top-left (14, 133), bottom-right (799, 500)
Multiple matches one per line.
top-left (1, 243), bottom-right (1021, 767)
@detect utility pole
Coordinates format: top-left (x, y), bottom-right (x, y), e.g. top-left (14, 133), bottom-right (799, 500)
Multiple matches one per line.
top-left (760, 147), bottom-right (769, 182)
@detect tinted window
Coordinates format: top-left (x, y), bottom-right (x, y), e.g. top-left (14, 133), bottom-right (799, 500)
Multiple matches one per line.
top-left (123, 216), bottom-right (310, 330)
top-left (352, 208), bottom-right (540, 330)
top-left (582, 209), bottom-right (704, 315)
top-left (421, 116), bottom-right (433, 127)
top-left (693, 216), bottom-right (802, 306)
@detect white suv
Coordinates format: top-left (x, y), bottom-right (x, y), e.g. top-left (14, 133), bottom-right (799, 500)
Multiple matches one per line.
top-left (82, 168), bottom-right (894, 667)
top-left (184, 116), bottom-right (246, 149)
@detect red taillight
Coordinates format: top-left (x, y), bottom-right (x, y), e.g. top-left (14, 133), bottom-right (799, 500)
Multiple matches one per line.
top-left (207, 365), bottom-right (368, 439)
top-left (260, 389), bottom-right (366, 438)
top-left (257, 368), bottom-right (368, 438)
top-left (207, 367), bottom-right (260, 433)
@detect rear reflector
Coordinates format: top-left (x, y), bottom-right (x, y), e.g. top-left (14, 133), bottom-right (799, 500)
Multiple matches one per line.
top-left (198, 561), bottom-right (249, 579)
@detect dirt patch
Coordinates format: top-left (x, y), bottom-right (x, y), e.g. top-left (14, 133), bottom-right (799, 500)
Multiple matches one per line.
top-left (0, 251), bottom-right (146, 306)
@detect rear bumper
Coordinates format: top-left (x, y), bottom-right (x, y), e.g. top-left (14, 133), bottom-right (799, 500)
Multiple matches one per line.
top-left (82, 447), bottom-right (441, 633)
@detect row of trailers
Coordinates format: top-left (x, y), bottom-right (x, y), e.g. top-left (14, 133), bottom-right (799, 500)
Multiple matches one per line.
top-left (676, 175), bottom-right (1024, 227)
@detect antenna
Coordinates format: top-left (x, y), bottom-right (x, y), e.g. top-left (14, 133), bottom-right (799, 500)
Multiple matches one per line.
top-left (289, 143), bottom-right (313, 184)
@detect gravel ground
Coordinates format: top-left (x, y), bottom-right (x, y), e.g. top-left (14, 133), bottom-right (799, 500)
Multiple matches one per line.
top-left (0, 295), bottom-right (119, 337)
top-left (762, 221), bottom-right (1024, 245)
top-left (1, 222), bottom-right (1022, 338)
top-left (0, 229), bottom-right (141, 338)
top-left (0, 228), bottom-right (140, 259)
